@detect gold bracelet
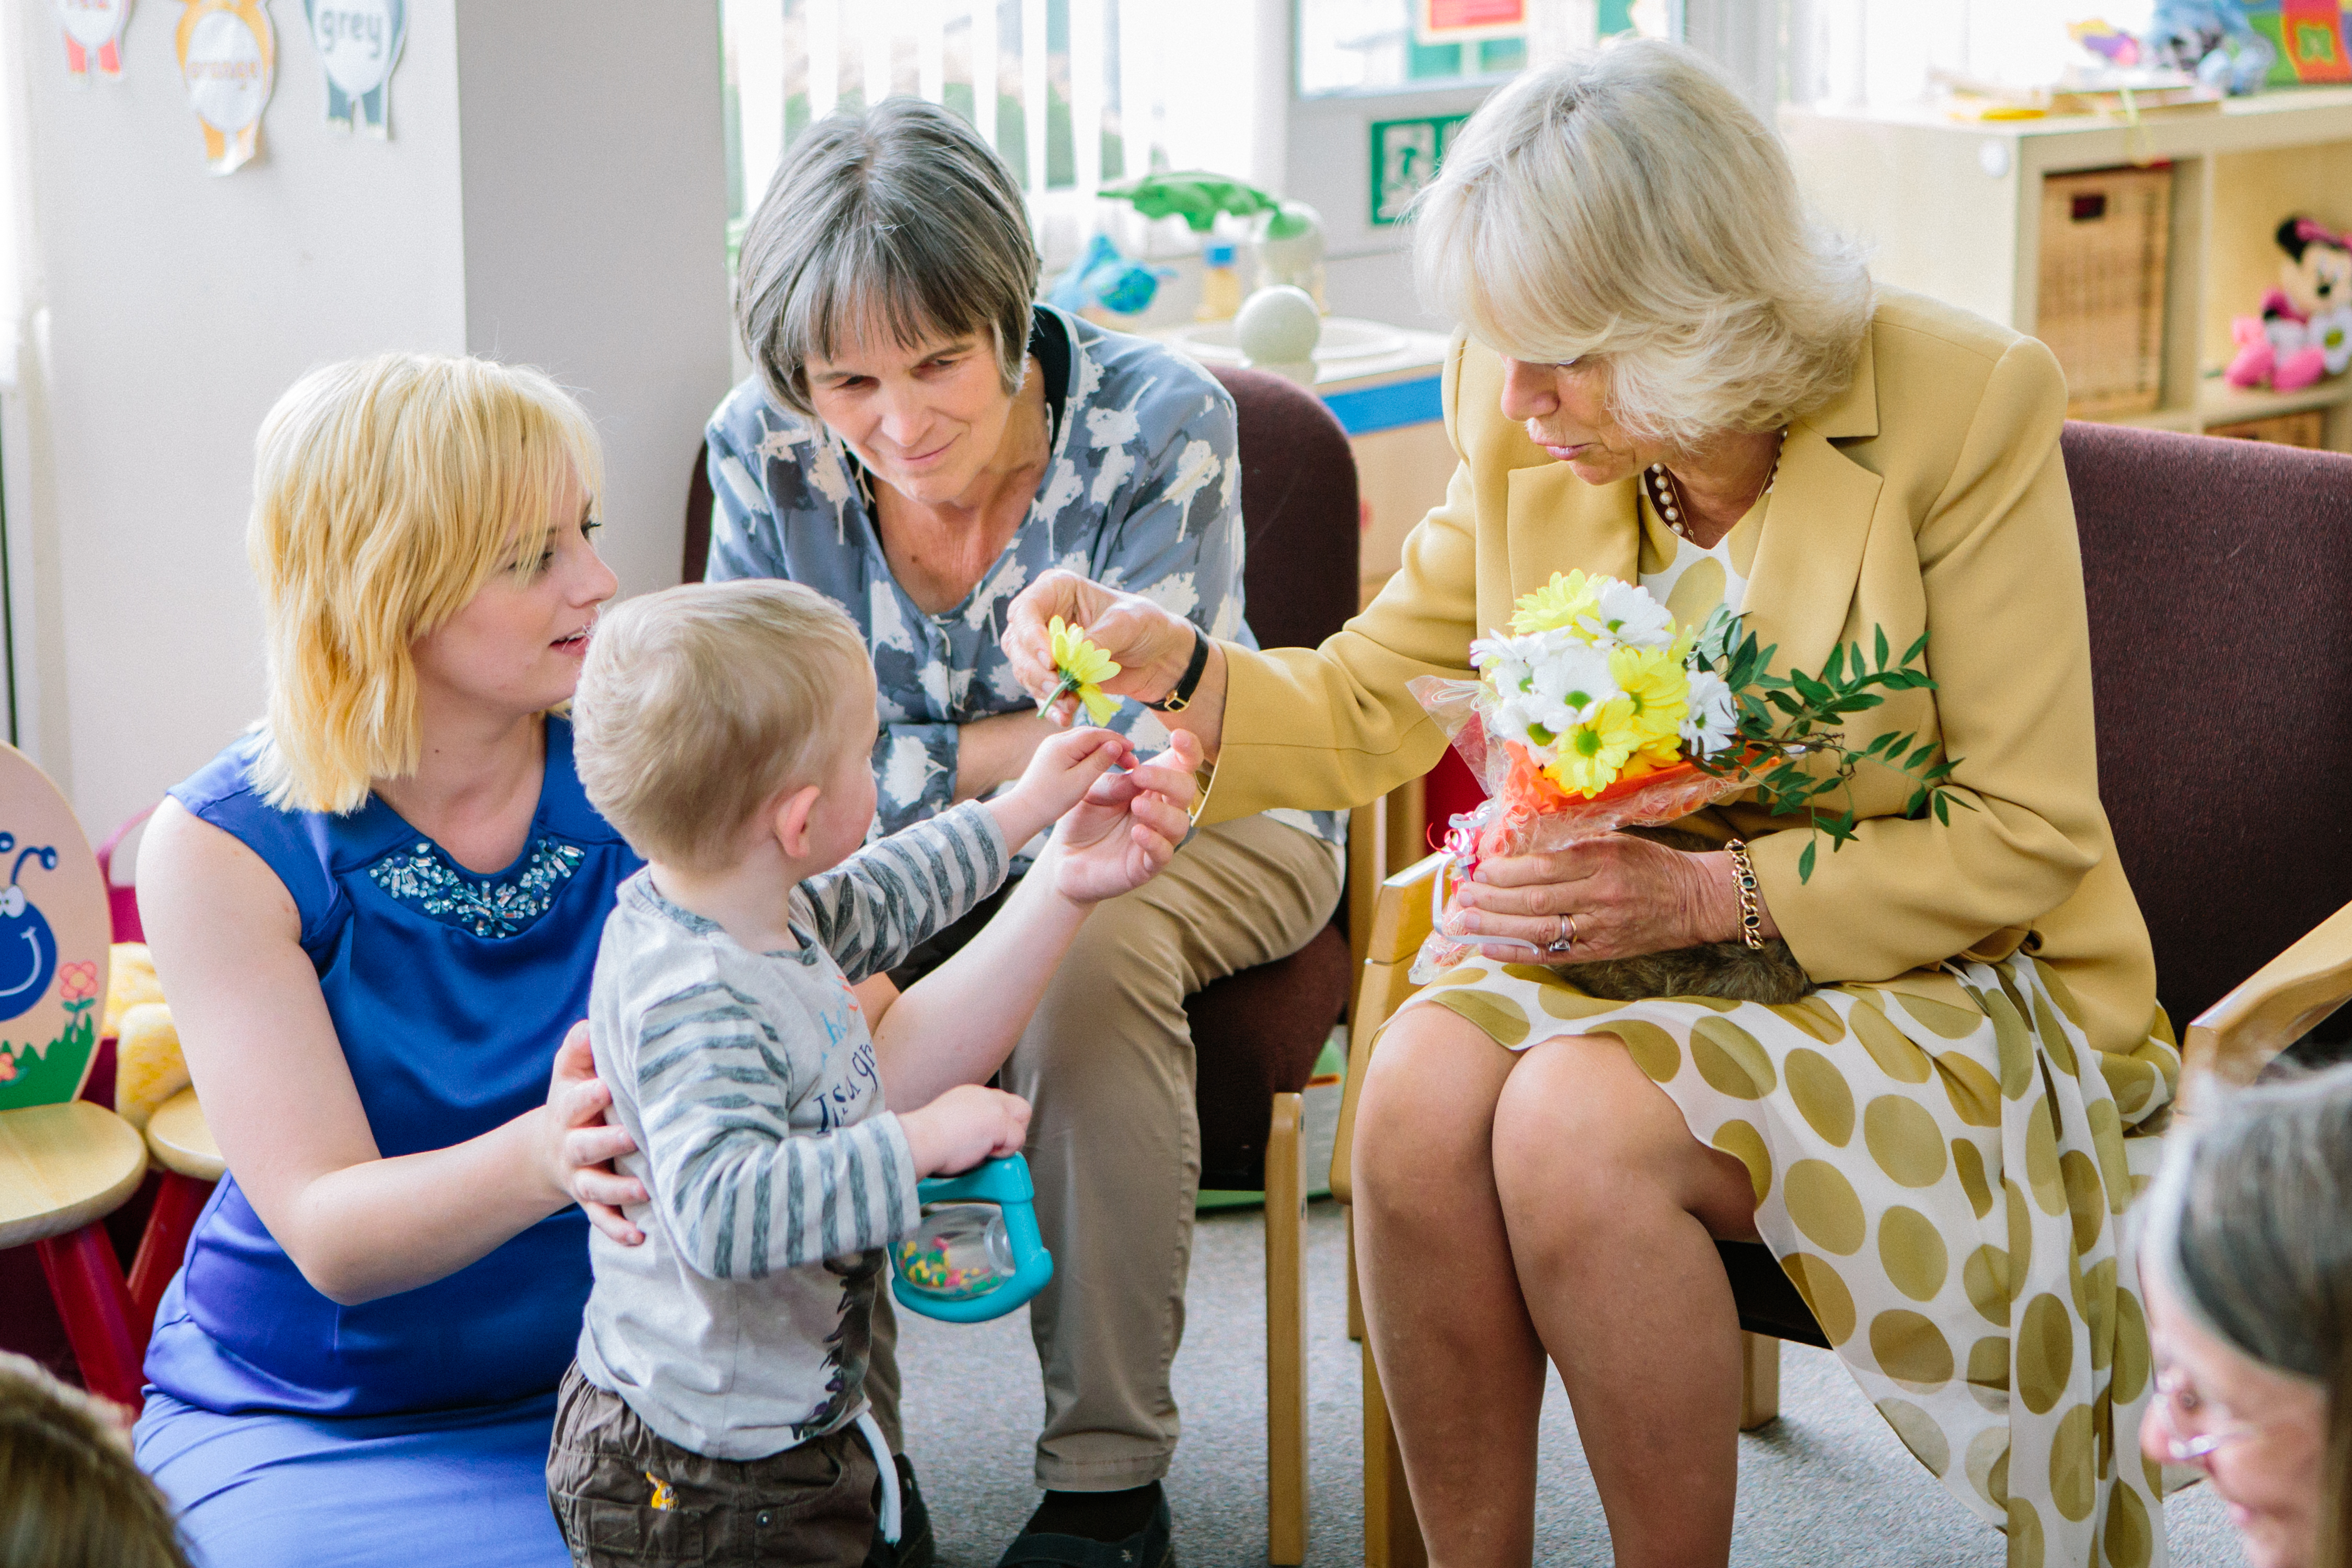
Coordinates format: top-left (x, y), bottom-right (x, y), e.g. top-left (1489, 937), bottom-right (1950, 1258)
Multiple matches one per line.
top-left (1725, 838), bottom-right (1765, 950)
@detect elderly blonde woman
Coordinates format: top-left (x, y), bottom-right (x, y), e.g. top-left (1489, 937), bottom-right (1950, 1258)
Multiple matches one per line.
top-left (131, 356), bottom-right (672, 1567)
top-left (701, 97), bottom-right (1342, 1566)
top-left (1008, 40), bottom-right (2179, 1568)
top-left (2139, 1064), bottom-right (2352, 1568)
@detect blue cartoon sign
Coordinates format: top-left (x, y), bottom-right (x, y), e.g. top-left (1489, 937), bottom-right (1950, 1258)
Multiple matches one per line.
top-left (0, 838), bottom-right (61, 1024)
top-left (0, 745), bottom-right (111, 1111)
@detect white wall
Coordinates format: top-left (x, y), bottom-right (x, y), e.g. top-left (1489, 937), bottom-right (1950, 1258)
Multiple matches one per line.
top-left (452, 4), bottom-right (732, 603)
top-left (6, 0), bottom-right (731, 840)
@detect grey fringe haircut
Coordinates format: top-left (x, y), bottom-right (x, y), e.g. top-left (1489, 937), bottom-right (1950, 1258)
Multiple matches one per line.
top-left (734, 97), bottom-right (1040, 419)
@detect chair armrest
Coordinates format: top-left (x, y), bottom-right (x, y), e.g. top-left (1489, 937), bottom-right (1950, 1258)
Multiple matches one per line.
top-left (2183, 894), bottom-right (2352, 1099)
top-left (1331, 854), bottom-right (1447, 1205)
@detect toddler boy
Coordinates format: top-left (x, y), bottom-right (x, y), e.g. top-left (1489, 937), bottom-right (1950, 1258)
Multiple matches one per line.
top-left (550, 579), bottom-right (1194, 1566)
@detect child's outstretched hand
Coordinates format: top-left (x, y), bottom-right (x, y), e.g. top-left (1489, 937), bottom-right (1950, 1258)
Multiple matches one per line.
top-left (1045, 730), bottom-right (1202, 906)
top-left (985, 725), bottom-right (1133, 852)
top-left (900, 1083), bottom-right (1032, 1178)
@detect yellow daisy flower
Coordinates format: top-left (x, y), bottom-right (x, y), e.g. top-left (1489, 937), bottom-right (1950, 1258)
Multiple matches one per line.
top-left (1543, 695), bottom-right (1643, 797)
top-left (1509, 570), bottom-right (1603, 637)
top-left (1609, 643), bottom-right (1691, 764)
top-left (1049, 616), bottom-right (1122, 725)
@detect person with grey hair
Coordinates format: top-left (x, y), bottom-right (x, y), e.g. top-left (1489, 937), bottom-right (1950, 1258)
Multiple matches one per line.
top-left (2138, 1064), bottom-right (2352, 1568)
top-left (1006, 37), bottom-right (2178, 1568)
top-left (694, 96), bottom-right (1343, 1568)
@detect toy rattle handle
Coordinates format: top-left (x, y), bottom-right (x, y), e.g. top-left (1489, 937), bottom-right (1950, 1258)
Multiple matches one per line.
top-left (914, 1152), bottom-right (1034, 1207)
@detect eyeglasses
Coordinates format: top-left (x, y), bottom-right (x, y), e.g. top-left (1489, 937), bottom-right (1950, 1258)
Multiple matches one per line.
top-left (2152, 1364), bottom-right (2263, 1463)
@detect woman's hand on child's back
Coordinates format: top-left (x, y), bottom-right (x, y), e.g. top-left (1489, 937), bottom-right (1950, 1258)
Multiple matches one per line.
top-left (543, 1022), bottom-right (650, 1245)
top-left (1046, 731), bottom-right (1201, 906)
top-left (901, 1084), bottom-right (1032, 1178)
top-left (986, 726), bottom-right (1133, 851)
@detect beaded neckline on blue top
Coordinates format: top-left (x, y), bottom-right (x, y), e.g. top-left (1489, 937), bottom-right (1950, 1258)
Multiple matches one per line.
top-left (366, 835), bottom-right (585, 939)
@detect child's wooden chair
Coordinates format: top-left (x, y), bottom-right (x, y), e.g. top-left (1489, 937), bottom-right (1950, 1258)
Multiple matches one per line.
top-left (0, 745), bottom-right (144, 1408)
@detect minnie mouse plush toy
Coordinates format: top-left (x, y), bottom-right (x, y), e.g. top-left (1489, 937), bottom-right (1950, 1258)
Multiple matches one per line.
top-left (2227, 215), bottom-right (2352, 391)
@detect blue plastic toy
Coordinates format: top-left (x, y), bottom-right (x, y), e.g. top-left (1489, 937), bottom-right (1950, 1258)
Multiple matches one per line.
top-left (1045, 233), bottom-right (1173, 318)
top-left (889, 1154), bottom-right (1054, 1323)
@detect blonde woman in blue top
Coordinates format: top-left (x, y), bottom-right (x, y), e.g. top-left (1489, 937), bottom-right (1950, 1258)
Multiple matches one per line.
top-left (131, 356), bottom-right (657, 1567)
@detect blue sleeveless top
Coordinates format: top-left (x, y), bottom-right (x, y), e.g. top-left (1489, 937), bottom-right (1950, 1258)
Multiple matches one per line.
top-left (144, 717), bottom-right (642, 1417)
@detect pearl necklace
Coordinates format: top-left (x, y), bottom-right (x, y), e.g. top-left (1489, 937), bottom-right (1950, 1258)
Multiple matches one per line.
top-left (1643, 429), bottom-right (1788, 543)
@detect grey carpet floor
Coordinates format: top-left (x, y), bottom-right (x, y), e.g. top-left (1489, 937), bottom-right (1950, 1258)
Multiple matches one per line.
top-left (897, 1200), bottom-right (2245, 1567)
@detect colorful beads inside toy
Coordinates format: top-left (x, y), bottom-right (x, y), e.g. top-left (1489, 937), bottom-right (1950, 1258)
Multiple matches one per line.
top-left (892, 1202), bottom-right (1018, 1300)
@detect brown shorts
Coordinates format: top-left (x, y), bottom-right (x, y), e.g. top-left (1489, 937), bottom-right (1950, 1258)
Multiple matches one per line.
top-left (546, 1363), bottom-right (878, 1566)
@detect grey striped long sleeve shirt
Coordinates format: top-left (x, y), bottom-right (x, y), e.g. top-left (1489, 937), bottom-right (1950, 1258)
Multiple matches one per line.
top-left (575, 801), bottom-right (1008, 1458)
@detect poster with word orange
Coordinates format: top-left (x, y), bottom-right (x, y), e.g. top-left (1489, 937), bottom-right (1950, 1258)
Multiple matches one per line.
top-left (176, 0), bottom-right (275, 175)
top-left (57, 0), bottom-right (133, 83)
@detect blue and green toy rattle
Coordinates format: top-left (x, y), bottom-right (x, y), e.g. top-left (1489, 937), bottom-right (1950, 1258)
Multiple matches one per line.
top-left (889, 1154), bottom-right (1053, 1323)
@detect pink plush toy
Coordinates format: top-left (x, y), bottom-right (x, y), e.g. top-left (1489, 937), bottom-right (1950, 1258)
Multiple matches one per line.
top-left (2227, 216), bottom-right (2352, 390)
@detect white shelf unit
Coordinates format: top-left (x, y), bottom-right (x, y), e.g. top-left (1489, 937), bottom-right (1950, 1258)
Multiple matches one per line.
top-left (1782, 88), bottom-right (2352, 452)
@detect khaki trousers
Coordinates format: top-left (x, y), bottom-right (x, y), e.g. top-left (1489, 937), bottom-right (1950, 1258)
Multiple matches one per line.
top-left (866, 814), bottom-right (1341, 1490)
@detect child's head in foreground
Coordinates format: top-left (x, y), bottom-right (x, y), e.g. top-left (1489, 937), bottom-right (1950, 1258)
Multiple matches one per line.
top-left (574, 579), bottom-right (877, 874)
top-left (0, 1354), bottom-right (191, 1568)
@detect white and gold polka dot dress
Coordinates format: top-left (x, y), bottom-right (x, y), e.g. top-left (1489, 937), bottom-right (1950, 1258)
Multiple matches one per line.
top-left (1396, 491), bottom-right (2179, 1568)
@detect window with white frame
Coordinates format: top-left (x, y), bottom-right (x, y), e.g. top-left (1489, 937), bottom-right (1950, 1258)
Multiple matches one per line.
top-left (722, 0), bottom-right (1181, 263)
top-left (1786, 0), bottom-right (2161, 108)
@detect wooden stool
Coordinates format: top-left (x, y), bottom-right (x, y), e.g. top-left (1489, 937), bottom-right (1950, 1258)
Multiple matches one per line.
top-left (0, 1101), bottom-right (148, 1406)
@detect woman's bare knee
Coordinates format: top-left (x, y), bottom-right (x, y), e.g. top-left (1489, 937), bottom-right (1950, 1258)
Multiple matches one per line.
top-left (1353, 1006), bottom-right (1516, 1217)
top-left (1492, 1034), bottom-right (1758, 1241)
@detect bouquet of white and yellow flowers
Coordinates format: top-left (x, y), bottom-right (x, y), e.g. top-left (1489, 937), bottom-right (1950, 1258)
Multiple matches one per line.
top-left (1409, 570), bottom-right (1965, 974)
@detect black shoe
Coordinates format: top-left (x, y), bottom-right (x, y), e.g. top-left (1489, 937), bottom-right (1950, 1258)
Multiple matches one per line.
top-left (994, 1494), bottom-right (1175, 1568)
top-left (866, 1453), bottom-right (936, 1568)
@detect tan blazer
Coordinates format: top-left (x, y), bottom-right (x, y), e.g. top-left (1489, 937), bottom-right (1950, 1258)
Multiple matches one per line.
top-left (1205, 287), bottom-right (2164, 1061)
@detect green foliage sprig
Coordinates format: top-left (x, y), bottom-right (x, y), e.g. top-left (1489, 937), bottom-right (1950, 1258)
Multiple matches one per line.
top-left (1686, 606), bottom-right (1974, 882)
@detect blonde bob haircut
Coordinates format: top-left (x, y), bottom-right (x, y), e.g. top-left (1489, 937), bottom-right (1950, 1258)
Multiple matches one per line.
top-left (247, 353), bottom-right (604, 815)
top-left (571, 580), bottom-right (872, 873)
top-left (1414, 39), bottom-right (1874, 449)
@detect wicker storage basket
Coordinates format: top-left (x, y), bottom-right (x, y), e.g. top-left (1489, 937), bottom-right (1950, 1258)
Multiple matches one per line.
top-left (2208, 409), bottom-right (2327, 447)
top-left (2037, 166), bottom-right (2173, 417)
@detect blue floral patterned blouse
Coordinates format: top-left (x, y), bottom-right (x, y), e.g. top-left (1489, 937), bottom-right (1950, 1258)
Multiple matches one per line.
top-left (703, 304), bottom-right (1342, 860)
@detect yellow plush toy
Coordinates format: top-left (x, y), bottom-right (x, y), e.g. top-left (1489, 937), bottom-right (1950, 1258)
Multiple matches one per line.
top-left (103, 941), bottom-right (165, 1039)
top-left (105, 942), bottom-right (185, 1135)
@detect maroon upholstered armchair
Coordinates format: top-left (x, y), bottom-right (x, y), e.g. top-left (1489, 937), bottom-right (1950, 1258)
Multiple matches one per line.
top-left (679, 364), bottom-right (1360, 1566)
top-left (1342, 420), bottom-right (2352, 1563)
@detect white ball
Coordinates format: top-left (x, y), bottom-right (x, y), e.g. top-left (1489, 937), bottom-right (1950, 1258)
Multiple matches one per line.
top-left (1234, 285), bottom-right (1322, 367)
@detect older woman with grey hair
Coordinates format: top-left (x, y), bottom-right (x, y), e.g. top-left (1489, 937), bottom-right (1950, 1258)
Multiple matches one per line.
top-left (1008, 38), bottom-right (2179, 1567)
top-left (2139, 1064), bottom-right (2352, 1568)
top-left (698, 97), bottom-right (1343, 1567)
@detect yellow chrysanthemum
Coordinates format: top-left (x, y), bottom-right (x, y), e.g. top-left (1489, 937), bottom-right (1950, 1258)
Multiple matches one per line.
top-left (1510, 570), bottom-right (1603, 637)
top-left (1609, 643), bottom-right (1691, 765)
top-left (1048, 616), bottom-right (1122, 725)
top-left (1542, 695), bottom-right (1643, 797)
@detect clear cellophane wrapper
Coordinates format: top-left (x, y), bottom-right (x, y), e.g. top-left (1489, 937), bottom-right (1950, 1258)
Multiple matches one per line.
top-left (1406, 675), bottom-right (1755, 983)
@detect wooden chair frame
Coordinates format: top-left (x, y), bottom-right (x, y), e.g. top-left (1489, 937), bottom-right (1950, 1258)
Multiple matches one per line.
top-left (1331, 850), bottom-right (2335, 1567)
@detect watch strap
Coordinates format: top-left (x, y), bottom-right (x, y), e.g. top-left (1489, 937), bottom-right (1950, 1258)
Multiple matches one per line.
top-left (1145, 625), bottom-right (1210, 712)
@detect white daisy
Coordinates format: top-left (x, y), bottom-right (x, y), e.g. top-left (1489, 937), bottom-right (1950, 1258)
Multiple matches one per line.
top-left (1679, 669), bottom-right (1739, 757)
top-left (1582, 578), bottom-right (1677, 650)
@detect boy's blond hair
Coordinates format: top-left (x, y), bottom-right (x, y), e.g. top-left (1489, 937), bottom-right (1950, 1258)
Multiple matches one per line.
top-left (0, 1353), bottom-right (192, 1568)
top-left (247, 353), bottom-right (604, 815)
top-left (573, 580), bottom-right (872, 871)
